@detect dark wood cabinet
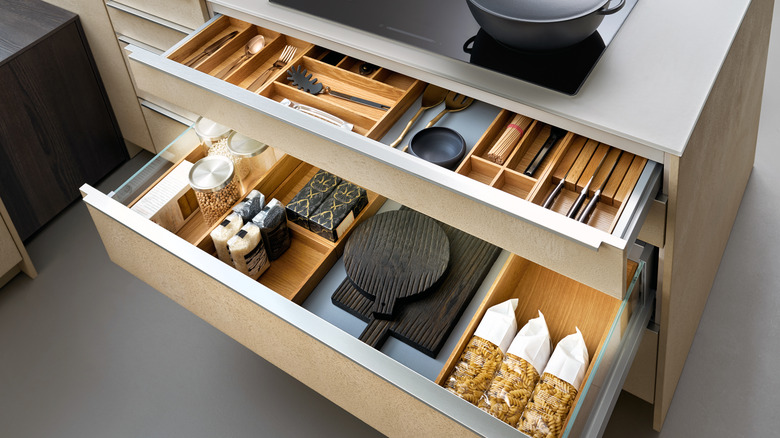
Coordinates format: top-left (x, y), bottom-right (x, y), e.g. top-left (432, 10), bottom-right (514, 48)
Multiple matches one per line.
top-left (0, 0), bottom-right (128, 241)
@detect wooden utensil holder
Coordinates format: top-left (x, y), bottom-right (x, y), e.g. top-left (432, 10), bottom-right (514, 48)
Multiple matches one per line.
top-left (169, 16), bottom-right (424, 141)
top-left (129, 139), bottom-right (385, 304)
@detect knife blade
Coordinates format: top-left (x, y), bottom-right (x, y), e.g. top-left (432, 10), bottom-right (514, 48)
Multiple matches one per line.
top-left (184, 30), bottom-right (239, 68)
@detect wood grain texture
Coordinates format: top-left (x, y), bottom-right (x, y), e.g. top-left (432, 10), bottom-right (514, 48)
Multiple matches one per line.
top-left (334, 208), bottom-right (501, 357)
top-left (0, 15), bottom-right (127, 240)
top-left (0, 0), bottom-right (74, 64)
top-left (344, 210), bottom-right (450, 318)
top-left (44, 0), bottom-right (155, 152)
top-left (655, 0), bottom-right (774, 429)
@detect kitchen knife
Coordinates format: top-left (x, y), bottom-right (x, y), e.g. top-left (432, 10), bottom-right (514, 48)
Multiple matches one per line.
top-left (542, 145), bottom-right (586, 209)
top-left (184, 31), bottom-right (239, 68)
top-left (566, 148), bottom-right (609, 219)
top-left (576, 150), bottom-right (624, 223)
top-left (524, 127), bottom-right (567, 177)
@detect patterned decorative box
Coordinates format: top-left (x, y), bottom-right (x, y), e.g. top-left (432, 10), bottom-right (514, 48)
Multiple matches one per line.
top-left (308, 181), bottom-right (368, 241)
top-left (285, 169), bottom-right (341, 229)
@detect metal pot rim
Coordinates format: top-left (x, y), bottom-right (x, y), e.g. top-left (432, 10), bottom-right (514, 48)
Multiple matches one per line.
top-left (468, 0), bottom-right (610, 23)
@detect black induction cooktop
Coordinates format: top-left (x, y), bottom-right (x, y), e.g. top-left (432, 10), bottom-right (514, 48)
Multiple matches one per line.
top-left (269, 0), bottom-right (638, 95)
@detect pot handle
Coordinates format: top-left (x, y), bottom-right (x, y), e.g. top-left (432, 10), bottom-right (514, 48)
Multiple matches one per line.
top-left (597, 0), bottom-right (626, 15)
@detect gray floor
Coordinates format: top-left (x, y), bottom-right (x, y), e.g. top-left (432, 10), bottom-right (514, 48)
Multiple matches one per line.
top-left (3, 9), bottom-right (780, 438)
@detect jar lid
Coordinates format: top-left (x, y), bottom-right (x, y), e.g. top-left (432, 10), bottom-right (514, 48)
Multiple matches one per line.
top-left (189, 156), bottom-right (235, 192)
top-left (227, 132), bottom-right (268, 158)
top-left (194, 117), bottom-right (231, 142)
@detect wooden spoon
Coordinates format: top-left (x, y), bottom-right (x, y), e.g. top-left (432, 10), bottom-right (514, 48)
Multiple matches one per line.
top-left (389, 84), bottom-right (448, 148)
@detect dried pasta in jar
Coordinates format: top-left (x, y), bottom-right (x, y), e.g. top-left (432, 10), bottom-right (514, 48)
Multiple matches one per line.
top-left (518, 328), bottom-right (589, 438)
top-left (478, 311), bottom-right (551, 427)
top-left (444, 299), bottom-right (518, 405)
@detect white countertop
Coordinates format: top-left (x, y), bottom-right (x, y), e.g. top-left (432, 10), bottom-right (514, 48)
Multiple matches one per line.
top-left (211, 0), bottom-right (750, 159)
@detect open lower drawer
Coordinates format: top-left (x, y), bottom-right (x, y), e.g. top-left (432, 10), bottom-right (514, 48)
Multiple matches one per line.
top-left (124, 13), bottom-right (664, 299)
top-left (82, 124), bottom-right (655, 437)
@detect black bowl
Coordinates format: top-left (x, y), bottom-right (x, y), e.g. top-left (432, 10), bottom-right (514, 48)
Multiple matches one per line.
top-left (408, 127), bottom-right (466, 170)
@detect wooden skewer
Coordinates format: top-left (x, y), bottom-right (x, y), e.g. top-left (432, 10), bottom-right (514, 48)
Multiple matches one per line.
top-left (487, 114), bottom-right (533, 164)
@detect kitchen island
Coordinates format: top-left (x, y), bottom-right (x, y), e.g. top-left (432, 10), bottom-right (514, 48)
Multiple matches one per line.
top-left (79, 0), bottom-right (773, 434)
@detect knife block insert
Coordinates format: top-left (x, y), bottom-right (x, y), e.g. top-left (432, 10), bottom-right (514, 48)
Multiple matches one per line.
top-left (454, 108), bottom-right (649, 233)
top-left (530, 138), bottom-right (647, 233)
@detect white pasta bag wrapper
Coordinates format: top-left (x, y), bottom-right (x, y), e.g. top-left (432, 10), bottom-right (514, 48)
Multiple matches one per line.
top-left (476, 310), bottom-right (551, 426)
top-left (445, 299), bottom-right (519, 404)
top-left (473, 298), bottom-right (519, 353)
top-left (507, 310), bottom-right (552, 375)
top-left (543, 327), bottom-right (589, 388)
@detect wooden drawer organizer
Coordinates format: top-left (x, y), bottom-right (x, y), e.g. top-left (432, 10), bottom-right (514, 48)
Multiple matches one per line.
top-left (167, 15), bottom-right (423, 139)
top-left (457, 110), bottom-right (648, 233)
top-left (437, 254), bottom-right (640, 434)
top-left (128, 143), bottom-right (384, 304)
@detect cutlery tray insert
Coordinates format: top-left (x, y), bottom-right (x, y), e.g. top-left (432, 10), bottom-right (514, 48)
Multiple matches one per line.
top-left (169, 15), bottom-right (424, 140)
top-left (456, 109), bottom-right (647, 233)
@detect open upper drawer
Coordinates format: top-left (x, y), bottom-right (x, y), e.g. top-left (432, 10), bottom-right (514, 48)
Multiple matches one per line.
top-left (82, 123), bottom-right (656, 437)
top-left (124, 14), bottom-right (664, 299)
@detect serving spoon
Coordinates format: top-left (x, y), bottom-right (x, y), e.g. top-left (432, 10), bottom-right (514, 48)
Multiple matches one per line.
top-left (389, 84), bottom-right (447, 148)
top-left (216, 35), bottom-right (265, 79)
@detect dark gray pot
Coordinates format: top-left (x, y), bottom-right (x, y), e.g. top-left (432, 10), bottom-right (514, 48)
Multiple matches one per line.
top-left (466, 0), bottom-right (625, 51)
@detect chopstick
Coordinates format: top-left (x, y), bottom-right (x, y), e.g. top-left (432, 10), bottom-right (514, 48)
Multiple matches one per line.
top-left (487, 114), bottom-right (533, 164)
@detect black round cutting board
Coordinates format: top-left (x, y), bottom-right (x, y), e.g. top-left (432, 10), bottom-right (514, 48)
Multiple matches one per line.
top-left (343, 210), bottom-right (450, 319)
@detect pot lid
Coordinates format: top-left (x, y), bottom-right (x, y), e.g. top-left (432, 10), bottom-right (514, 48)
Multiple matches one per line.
top-left (189, 156), bottom-right (235, 192)
top-left (227, 132), bottom-right (268, 157)
top-left (470, 0), bottom-right (609, 22)
top-left (193, 117), bottom-right (231, 141)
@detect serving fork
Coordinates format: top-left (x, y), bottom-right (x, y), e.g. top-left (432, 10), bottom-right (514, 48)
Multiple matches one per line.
top-left (424, 92), bottom-right (474, 128)
top-left (249, 45), bottom-right (297, 92)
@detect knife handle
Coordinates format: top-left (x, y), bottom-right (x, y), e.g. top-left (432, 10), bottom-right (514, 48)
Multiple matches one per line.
top-left (577, 189), bottom-right (602, 223)
top-left (567, 187), bottom-right (588, 219)
top-left (184, 52), bottom-right (207, 68)
top-left (327, 89), bottom-right (390, 110)
top-left (524, 133), bottom-right (560, 176)
top-left (542, 178), bottom-right (565, 209)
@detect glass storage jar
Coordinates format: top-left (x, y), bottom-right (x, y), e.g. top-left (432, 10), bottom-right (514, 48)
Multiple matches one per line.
top-left (188, 155), bottom-right (241, 225)
top-left (227, 132), bottom-right (272, 182)
top-left (194, 117), bottom-right (232, 147)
